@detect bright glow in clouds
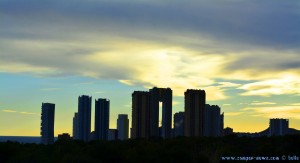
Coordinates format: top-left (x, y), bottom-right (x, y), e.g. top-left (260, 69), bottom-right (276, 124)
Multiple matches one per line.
top-left (83, 41), bottom-right (228, 99)
top-left (239, 75), bottom-right (300, 96)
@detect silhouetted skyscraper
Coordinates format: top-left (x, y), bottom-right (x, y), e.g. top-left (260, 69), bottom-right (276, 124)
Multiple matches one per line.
top-left (204, 104), bottom-right (223, 137)
top-left (149, 87), bottom-right (172, 138)
top-left (184, 89), bottom-right (206, 137)
top-left (269, 118), bottom-right (289, 136)
top-left (95, 98), bottom-right (110, 140)
top-left (131, 87), bottom-right (173, 139)
top-left (131, 91), bottom-right (151, 139)
top-left (72, 112), bottom-right (79, 139)
top-left (117, 114), bottom-right (129, 140)
top-left (41, 103), bottom-right (55, 145)
top-left (174, 112), bottom-right (185, 137)
top-left (78, 95), bottom-right (92, 142)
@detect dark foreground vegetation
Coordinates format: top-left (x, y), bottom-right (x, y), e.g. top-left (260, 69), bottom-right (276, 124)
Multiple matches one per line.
top-left (0, 135), bottom-right (299, 163)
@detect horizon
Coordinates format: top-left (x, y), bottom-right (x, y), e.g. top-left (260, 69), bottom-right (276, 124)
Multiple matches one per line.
top-left (1, 0), bottom-right (300, 136)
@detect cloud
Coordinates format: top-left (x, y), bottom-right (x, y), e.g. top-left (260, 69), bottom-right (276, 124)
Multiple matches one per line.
top-left (238, 76), bottom-right (300, 96)
top-left (225, 52), bottom-right (300, 73)
top-left (0, 62), bottom-right (57, 75)
top-left (241, 106), bottom-right (300, 119)
top-left (119, 80), bottom-right (135, 86)
top-left (78, 82), bottom-right (94, 85)
top-left (203, 86), bottom-right (227, 101)
top-left (1, 0), bottom-right (299, 49)
top-left (19, 112), bottom-right (37, 115)
top-left (250, 101), bottom-right (277, 106)
top-left (225, 112), bottom-right (243, 116)
top-left (92, 46), bottom-right (229, 100)
top-left (2, 109), bottom-right (37, 115)
top-left (2, 109), bottom-right (17, 113)
top-left (290, 103), bottom-right (300, 106)
top-left (40, 88), bottom-right (62, 91)
top-left (218, 82), bottom-right (241, 88)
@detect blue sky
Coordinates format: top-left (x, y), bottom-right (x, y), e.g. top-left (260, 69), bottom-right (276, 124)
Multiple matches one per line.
top-left (0, 0), bottom-right (300, 136)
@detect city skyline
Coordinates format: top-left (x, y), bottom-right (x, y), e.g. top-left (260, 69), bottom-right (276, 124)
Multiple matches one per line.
top-left (37, 89), bottom-right (298, 140)
top-left (1, 0), bottom-right (300, 136)
top-left (42, 88), bottom-right (223, 140)
top-left (38, 88), bottom-right (300, 139)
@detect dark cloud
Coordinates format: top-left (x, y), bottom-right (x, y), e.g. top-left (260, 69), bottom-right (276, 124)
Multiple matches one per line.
top-left (225, 52), bottom-right (300, 72)
top-left (0, 0), bottom-right (299, 50)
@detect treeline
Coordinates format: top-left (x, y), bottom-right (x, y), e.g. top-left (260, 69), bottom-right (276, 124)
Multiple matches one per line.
top-left (0, 135), bottom-right (299, 163)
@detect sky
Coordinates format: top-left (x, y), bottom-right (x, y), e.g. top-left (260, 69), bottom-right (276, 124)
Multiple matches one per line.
top-left (0, 0), bottom-right (300, 136)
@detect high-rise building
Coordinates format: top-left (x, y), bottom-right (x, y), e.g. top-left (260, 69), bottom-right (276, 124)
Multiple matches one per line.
top-left (41, 103), bottom-right (55, 144)
top-left (269, 118), bottom-right (289, 136)
top-left (95, 98), bottom-right (110, 140)
top-left (131, 91), bottom-right (151, 139)
top-left (117, 114), bottom-right (129, 140)
top-left (72, 112), bottom-right (79, 139)
top-left (174, 112), bottom-right (185, 137)
top-left (131, 87), bottom-right (173, 139)
top-left (149, 87), bottom-right (172, 138)
top-left (78, 95), bottom-right (92, 142)
top-left (204, 104), bottom-right (224, 137)
top-left (184, 89), bottom-right (206, 137)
